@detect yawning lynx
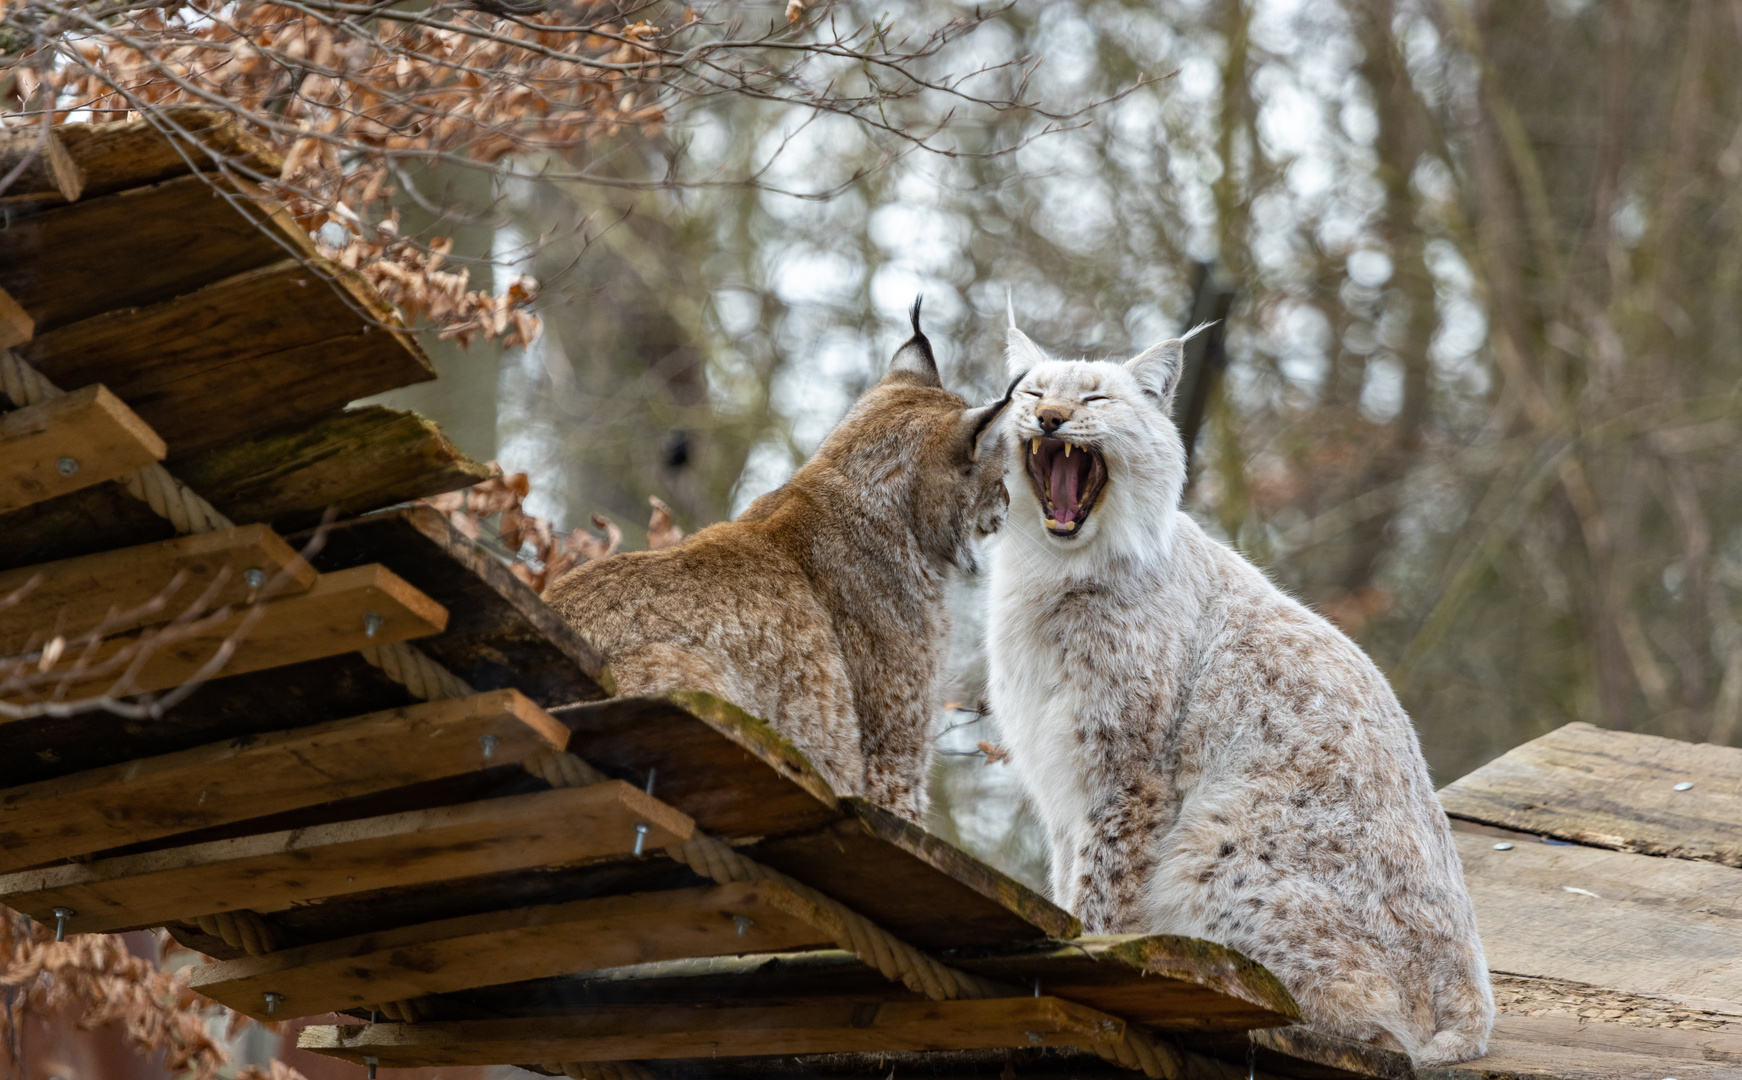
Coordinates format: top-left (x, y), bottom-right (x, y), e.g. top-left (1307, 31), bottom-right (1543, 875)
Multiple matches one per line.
top-left (547, 302), bottom-right (1015, 821)
top-left (984, 321), bottom-right (1493, 1064)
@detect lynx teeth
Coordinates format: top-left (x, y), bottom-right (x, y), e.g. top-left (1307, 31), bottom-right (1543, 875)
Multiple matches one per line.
top-left (1031, 438), bottom-right (1040, 454)
top-left (1064, 442), bottom-right (1072, 457)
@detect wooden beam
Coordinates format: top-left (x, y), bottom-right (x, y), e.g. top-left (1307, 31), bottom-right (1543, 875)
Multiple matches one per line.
top-left (0, 782), bottom-right (693, 934)
top-left (298, 997), bottom-right (1127, 1068)
top-left (0, 689), bottom-right (566, 872)
top-left (17, 563), bottom-right (446, 704)
top-left (47, 107), bottom-right (282, 203)
top-left (21, 260), bottom-right (436, 457)
top-left (0, 125), bottom-right (86, 203)
top-left (0, 522), bottom-right (316, 658)
top-left (0, 384), bottom-right (166, 513)
top-left (190, 881), bottom-right (836, 1020)
top-left (1438, 721), bottom-right (1742, 867)
top-left (0, 286), bottom-right (31, 349)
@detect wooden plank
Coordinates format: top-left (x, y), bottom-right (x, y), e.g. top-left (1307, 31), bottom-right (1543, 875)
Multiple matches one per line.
top-left (0, 286), bottom-right (31, 348)
top-left (180, 407), bottom-right (488, 530)
top-left (298, 997), bottom-right (1127, 1067)
top-left (43, 108), bottom-right (282, 203)
top-left (1438, 721), bottom-right (1742, 866)
top-left (0, 407), bottom-right (488, 573)
top-left (0, 689), bottom-right (566, 872)
top-left (301, 507), bottom-right (605, 706)
top-left (0, 125), bottom-right (85, 202)
top-left (0, 522), bottom-right (317, 658)
top-left (21, 260), bottom-right (436, 457)
top-left (1446, 1014), bottom-right (1742, 1080)
top-left (0, 385), bottom-right (166, 512)
top-left (1455, 830), bottom-right (1742, 1001)
top-left (10, 563), bottom-right (446, 704)
top-left (190, 882), bottom-right (836, 1020)
top-left (0, 782), bottom-right (693, 935)
top-left (0, 172), bottom-right (306, 333)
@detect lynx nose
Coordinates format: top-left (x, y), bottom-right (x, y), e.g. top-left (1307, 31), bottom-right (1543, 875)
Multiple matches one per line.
top-left (1036, 406), bottom-right (1072, 433)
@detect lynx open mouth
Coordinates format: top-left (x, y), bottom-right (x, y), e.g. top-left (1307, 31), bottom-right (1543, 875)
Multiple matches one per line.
top-left (1024, 436), bottom-right (1107, 538)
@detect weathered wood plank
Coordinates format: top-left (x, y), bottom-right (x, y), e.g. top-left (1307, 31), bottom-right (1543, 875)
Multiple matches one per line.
top-left (0, 172), bottom-right (306, 332)
top-left (20, 260), bottom-right (435, 457)
top-left (299, 997), bottom-right (1127, 1067)
top-left (0, 407), bottom-right (489, 572)
top-left (1438, 721), bottom-right (1742, 866)
top-left (181, 407), bottom-right (490, 531)
top-left (301, 507), bottom-right (605, 705)
top-left (0, 125), bottom-right (85, 202)
top-left (190, 882), bottom-right (836, 1020)
top-left (10, 563), bottom-right (446, 704)
top-left (0, 782), bottom-right (693, 935)
top-left (0, 385), bottom-right (165, 512)
top-left (0, 689), bottom-right (565, 872)
top-left (0, 522), bottom-right (316, 658)
top-left (1456, 830), bottom-right (1742, 1001)
top-left (44, 108), bottom-right (281, 203)
top-left (0, 288), bottom-right (31, 348)
top-left (1443, 1014), bottom-right (1742, 1080)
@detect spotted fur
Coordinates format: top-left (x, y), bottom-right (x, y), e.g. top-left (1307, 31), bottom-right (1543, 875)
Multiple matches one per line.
top-left (984, 324), bottom-right (1493, 1065)
top-left (547, 304), bottom-right (1014, 821)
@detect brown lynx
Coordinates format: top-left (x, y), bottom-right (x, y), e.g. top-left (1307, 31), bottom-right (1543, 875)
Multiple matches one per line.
top-left (547, 302), bottom-right (1016, 820)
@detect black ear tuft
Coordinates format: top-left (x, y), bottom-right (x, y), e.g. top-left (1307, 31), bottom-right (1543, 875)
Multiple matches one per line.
top-left (887, 293), bottom-right (941, 385)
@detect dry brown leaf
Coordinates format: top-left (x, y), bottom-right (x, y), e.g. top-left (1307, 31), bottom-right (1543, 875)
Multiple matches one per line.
top-left (647, 496), bottom-right (685, 550)
top-left (977, 741), bottom-right (1010, 766)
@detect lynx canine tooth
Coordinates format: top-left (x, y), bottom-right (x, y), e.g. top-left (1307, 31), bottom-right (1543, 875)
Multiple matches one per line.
top-left (1045, 518), bottom-right (1059, 529)
top-left (1065, 521), bottom-right (1076, 531)
top-left (1031, 438), bottom-right (1040, 454)
top-left (1064, 442), bottom-right (1072, 457)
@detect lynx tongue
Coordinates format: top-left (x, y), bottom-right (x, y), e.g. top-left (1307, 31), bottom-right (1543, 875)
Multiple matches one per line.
top-left (1050, 449), bottom-right (1085, 524)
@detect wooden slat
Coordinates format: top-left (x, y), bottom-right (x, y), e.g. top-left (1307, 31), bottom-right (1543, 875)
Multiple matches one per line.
top-left (1439, 721), bottom-right (1742, 866)
top-left (0, 523), bottom-right (317, 658)
top-left (1456, 830), bottom-right (1742, 1001)
top-left (0, 172), bottom-right (307, 333)
top-left (0, 782), bottom-right (693, 934)
top-left (16, 563), bottom-right (446, 703)
top-left (190, 882), bottom-right (835, 1020)
top-left (0, 407), bottom-right (489, 572)
top-left (179, 407), bottom-right (489, 530)
top-left (0, 125), bottom-right (85, 202)
top-left (0, 385), bottom-right (165, 512)
top-left (1450, 1014), bottom-right (1742, 1080)
top-left (21, 260), bottom-right (435, 457)
top-left (298, 997), bottom-right (1127, 1067)
top-left (0, 689), bottom-right (565, 872)
top-left (0, 286), bottom-right (31, 348)
top-left (46, 108), bottom-right (281, 203)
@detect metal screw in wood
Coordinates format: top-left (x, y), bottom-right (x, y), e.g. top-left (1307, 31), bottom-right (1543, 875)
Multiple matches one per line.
top-left (1493, 842), bottom-right (1513, 850)
top-left (264, 991), bottom-right (285, 1014)
top-left (1674, 781), bottom-right (1694, 791)
top-left (365, 1056), bottom-right (379, 1079)
top-left (363, 612), bottom-right (386, 638)
top-left (632, 822), bottom-right (650, 856)
top-left (52, 906), bottom-right (74, 941)
top-left (56, 457), bottom-right (78, 476)
top-left (734, 915), bottom-right (754, 936)
top-left (478, 734), bottom-right (499, 761)
top-left (244, 567), bottom-right (266, 589)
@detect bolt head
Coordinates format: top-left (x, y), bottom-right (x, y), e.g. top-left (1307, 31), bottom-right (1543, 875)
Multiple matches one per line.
top-left (1674, 781), bottom-right (1694, 791)
top-left (363, 613), bottom-right (386, 638)
top-left (1493, 842), bottom-right (1514, 851)
top-left (56, 457), bottom-right (78, 476)
top-left (478, 734), bottom-right (500, 759)
top-left (244, 568), bottom-right (267, 589)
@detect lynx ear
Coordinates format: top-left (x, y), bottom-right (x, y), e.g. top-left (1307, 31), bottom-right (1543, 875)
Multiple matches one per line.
top-left (1005, 288), bottom-right (1050, 379)
top-left (957, 371), bottom-right (1026, 462)
top-left (1125, 321), bottom-right (1215, 409)
top-left (887, 295), bottom-right (942, 387)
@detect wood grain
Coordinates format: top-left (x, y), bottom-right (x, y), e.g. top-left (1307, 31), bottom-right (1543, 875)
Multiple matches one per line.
top-left (44, 108), bottom-right (281, 202)
top-left (190, 882), bottom-right (835, 1020)
top-left (21, 260), bottom-right (435, 456)
top-left (0, 286), bottom-right (31, 348)
top-left (1439, 721), bottom-right (1742, 866)
top-left (0, 125), bottom-right (85, 202)
top-left (1456, 830), bottom-right (1742, 1001)
top-left (1446, 1013), bottom-right (1742, 1080)
top-left (13, 563), bottom-right (447, 704)
top-left (0, 689), bottom-right (565, 872)
top-left (0, 385), bottom-right (165, 512)
top-left (0, 172), bottom-right (305, 332)
top-left (0, 782), bottom-right (693, 934)
top-left (297, 997), bottom-right (1127, 1067)
top-left (0, 523), bottom-right (316, 658)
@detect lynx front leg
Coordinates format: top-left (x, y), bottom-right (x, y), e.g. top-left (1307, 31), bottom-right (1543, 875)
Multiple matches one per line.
top-left (1072, 778), bottom-right (1165, 933)
top-left (856, 691), bottom-right (937, 823)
